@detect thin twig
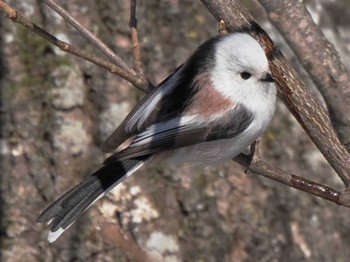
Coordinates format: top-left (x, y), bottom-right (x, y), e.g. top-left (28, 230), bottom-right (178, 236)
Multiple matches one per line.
top-left (0, 1), bottom-right (148, 91)
top-left (129, 0), bottom-right (153, 92)
top-left (129, 1), bottom-right (145, 78)
top-left (249, 139), bottom-right (261, 161)
top-left (3, 0), bottom-right (350, 207)
top-left (243, 141), bottom-right (349, 207)
top-left (44, 0), bottom-right (134, 74)
top-left (201, 0), bottom-right (350, 187)
top-left (234, 153), bottom-right (350, 207)
top-left (258, 0), bottom-right (350, 151)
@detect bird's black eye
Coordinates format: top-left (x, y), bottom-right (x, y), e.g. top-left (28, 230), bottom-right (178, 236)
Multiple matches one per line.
top-left (240, 72), bottom-right (251, 80)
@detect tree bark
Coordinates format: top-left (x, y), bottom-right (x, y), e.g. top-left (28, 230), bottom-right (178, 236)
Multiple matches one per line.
top-left (258, 0), bottom-right (350, 151)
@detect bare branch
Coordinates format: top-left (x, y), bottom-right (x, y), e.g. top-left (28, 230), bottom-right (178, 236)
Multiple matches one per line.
top-left (234, 153), bottom-right (350, 208)
top-left (44, 0), bottom-right (134, 74)
top-left (201, 0), bottom-right (350, 187)
top-left (0, 1), bottom-right (149, 91)
top-left (2, 0), bottom-right (350, 207)
top-left (238, 141), bottom-right (350, 207)
top-left (129, 1), bottom-right (145, 76)
top-left (258, 0), bottom-right (350, 151)
top-left (129, 0), bottom-right (153, 92)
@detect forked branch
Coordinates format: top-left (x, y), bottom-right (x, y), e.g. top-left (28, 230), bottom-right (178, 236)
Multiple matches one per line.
top-left (235, 143), bottom-right (350, 208)
top-left (201, 0), bottom-right (350, 189)
top-left (1, 0), bottom-right (350, 208)
top-left (0, 0), bottom-right (149, 91)
top-left (45, 0), bottom-right (131, 72)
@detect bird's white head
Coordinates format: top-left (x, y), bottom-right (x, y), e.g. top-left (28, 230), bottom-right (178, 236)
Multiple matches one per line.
top-left (211, 33), bottom-right (276, 106)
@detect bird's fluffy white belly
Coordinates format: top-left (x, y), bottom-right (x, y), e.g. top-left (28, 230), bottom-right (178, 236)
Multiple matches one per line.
top-left (168, 140), bottom-right (240, 166)
top-left (169, 130), bottom-right (255, 166)
top-left (168, 115), bottom-right (270, 166)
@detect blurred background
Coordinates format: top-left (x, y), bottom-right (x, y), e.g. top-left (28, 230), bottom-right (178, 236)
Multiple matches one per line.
top-left (1, 0), bottom-right (350, 261)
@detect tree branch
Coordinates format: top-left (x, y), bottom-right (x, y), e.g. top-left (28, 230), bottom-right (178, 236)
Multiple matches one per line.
top-left (0, 0), bottom-right (149, 91)
top-left (2, 0), bottom-right (350, 207)
top-left (201, 0), bottom-right (350, 187)
top-left (258, 0), bottom-right (350, 152)
top-left (44, 0), bottom-right (132, 74)
top-left (129, 0), bottom-right (152, 91)
top-left (235, 151), bottom-right (350, 208)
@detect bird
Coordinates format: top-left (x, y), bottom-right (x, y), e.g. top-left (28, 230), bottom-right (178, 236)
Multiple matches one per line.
top-left (37, 32), bottom-right (277, 242)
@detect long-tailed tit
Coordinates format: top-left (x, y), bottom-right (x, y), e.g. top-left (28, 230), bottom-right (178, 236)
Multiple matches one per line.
top-left (37, 32), bottom-right (277, 242)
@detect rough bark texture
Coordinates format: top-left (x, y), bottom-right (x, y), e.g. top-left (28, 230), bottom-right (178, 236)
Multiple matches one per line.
top-left (259, 0), bottom-right (350, 151)
top-left (201, 0), bottom-right (350, 187)
top-left (1, 0), bottom-right (350, 261)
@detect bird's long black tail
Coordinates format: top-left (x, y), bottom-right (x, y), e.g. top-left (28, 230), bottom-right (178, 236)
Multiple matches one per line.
top-left (37, 157), bottom-right (148, 242)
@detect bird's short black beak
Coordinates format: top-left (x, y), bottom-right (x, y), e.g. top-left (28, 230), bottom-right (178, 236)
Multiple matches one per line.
top-left (261, 73), bottom-right (274, 83)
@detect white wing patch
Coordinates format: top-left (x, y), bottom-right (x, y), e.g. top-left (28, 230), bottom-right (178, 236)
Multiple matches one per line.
top-left (129, 115), bottom-right (199, 148)
top-left (125, 71), bottom-right (181, 133)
